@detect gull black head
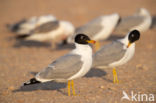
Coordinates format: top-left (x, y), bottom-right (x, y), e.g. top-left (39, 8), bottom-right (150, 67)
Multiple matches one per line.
top-left (128, 30), bottom-right (140, 43)
top-left (127, 30), bottom-right (140, 47)
top-left (75, 34), bottom-right (96, 44)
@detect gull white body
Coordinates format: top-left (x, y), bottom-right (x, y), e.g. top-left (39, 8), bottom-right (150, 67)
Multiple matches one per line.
top-left (69, 43), bottom-right (93, 80)
top-left (109, 37), bottom-right (135, 67)
top-left (130, 8), bottom-right (152, 32)
top-left (93, 13), bottom-right (120, 40)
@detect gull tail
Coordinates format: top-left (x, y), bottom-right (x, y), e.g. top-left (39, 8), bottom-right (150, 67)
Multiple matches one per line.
top-left (22, 78), bottom-right (41, 86)
top-left (16, 35), bottom-right (30, 39)
top-left (7, 24), bottom-right (21, 32)
top-left (6, 19), bottom-right (26, 32)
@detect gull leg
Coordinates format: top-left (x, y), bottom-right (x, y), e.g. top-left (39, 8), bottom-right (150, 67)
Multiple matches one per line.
top-left (67, 80), bottom-right (71, 96)
top-left (95, 41), bottom-right (100, 51)
top-left (51, 40), bottom-right (56, 50)
top-left (113, 68), bottom-right (119, 83)
top-left (71, 80), bottom-right (76, 96)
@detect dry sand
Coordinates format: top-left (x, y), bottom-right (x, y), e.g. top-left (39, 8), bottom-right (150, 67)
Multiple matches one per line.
top-left (0, 0), bottom-right (156, 103)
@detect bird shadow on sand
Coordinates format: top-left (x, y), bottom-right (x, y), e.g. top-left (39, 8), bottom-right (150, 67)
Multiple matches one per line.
top-left (13, 81), bottom-right (67, 95)
top-left (13, 71), bottom-right (67, 94)
top-left (13, 40), bottom-right (51, 48)
top-left (85, 68), bottom-right (113, 83)
top-left (13, 69), bottom-right (108, 95)
top-left (85, 68), bottom-right (107, 78)
top-left (12, 39), bottom-right (75, 51)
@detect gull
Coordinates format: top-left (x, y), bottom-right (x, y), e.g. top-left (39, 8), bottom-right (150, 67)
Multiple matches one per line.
top-left (65, 13), bottom-right (120, 50)
top-left (7, 14), bottom-right (57, 34)
top-left (22, 34), bottom-right (96, 96)
top-left (115, 8), bottom-right (152, 34)
top-left (93, 30), bottom-right (140, 83)
top-left (16, 20), bottom-right (75, 49)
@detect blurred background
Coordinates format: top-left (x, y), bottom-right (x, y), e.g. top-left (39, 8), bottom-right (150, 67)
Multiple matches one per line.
top-left (0, 0), bottom-right (155, 103)
top-left (1, 0), bottom-right (155, 27)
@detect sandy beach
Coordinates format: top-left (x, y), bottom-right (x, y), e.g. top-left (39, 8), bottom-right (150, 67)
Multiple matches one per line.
top-left (0, 0), bottom-right (156, 103)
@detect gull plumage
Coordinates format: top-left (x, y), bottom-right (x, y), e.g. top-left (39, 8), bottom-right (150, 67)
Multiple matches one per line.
top-left (93, 30), bottom-right (140, 83)
top-left (115, 8), bottom-right (152, 34)
top-left (66, 13), bottom-right (120, 50)
top-left (17, 20), bottom-right (75, 48)
top-left (7, 14), bottom-right (57, 35)
top-left (22, 34), bottom-right (95, 96)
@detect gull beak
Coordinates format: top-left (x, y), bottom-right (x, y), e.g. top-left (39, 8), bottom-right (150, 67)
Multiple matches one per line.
top-left (87, 40), bottom-right (96, 44)
top-left (127, 42), bottom-right (131, 48)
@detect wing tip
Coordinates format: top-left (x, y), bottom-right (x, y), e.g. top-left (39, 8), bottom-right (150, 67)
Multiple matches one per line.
top-left (22, 78), bottom-right (41, 86)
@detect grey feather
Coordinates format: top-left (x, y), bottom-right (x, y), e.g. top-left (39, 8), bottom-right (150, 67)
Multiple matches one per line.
top-left (93, 41), bottom-right (126, 67)
top-left (115, 16), bottom-right (144, 32)
top-left (37, 53), bottom-right (83, 81)
top-left (75, 17), bottom-right (103, 38)
top-left (31, 20), bottom-right (59, 34)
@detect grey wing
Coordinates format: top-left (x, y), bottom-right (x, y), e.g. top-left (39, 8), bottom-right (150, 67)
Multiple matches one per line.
top-left (37, 54), bottom-right (83, 80)
top-left (31, 20), bottom-right (59, 33)
top-left (93, 41), bottom-right (126, 67)
top-left (75, 17), bottom-right (103, 38)
top-left (116, 16), bottom-right (144, 32)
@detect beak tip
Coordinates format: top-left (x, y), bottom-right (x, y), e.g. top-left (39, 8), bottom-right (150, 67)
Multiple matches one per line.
top-left (87, 40), bottom-right (96, 44)
top-left (93, 41), bottom-right (96, 44)
top-left (127, 43), bottom-right (131, 48)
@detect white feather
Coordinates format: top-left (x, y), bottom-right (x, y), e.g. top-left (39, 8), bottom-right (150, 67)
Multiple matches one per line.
top-left (25, 21), bottom-right (75, 41)
top-left (68, 43), bottom-right (93, 80)
top-left (130, 8), bottom-right (152, 32)
top-left (93, 13), bottom-right (120, 40)
top-left (17, 15), bottom-right (57, 34)
top-left (109, 33), bottom-right (135, 67)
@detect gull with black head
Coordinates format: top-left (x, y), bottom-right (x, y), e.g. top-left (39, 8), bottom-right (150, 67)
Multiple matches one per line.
top-left (115, 8), bottom-right (151, 34)
top-left (93, 30), bottom-right (140, 83)
top-left (22, 34), bottom-right (96, 96)
top-left (7, 14), bottom-right (57, 35)
top-left (66, 13), bottom-right (120, 50)
top-left (16, 20), bottom-right (75, 49)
